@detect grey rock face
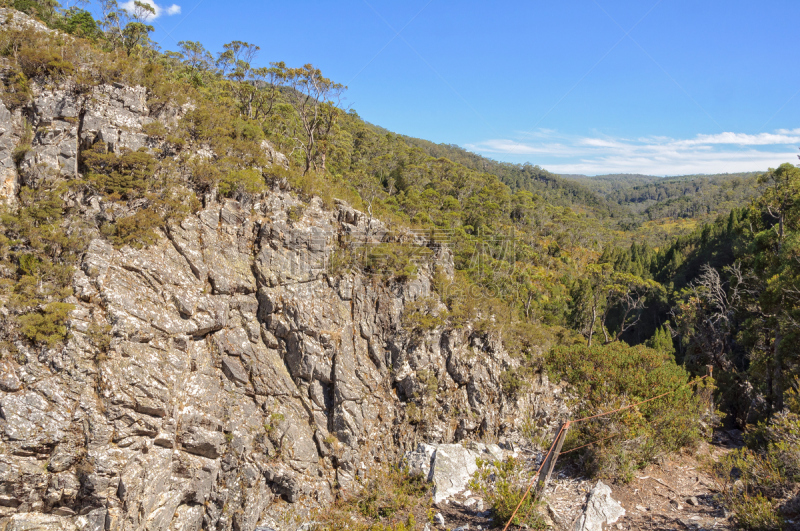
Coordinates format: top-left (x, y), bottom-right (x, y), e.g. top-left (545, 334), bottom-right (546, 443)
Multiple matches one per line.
top-left (0, 100), bottom-right (19, 205)
top-left (0, 188), bottom-right (564, 530)
top-left (261, 140), bottom-right (289, 170)
top-left (0, 33), bottom-right (566, 527)
top-left (15, 82), bottom-right (150, 187)
top-left (0, 7), bottom-right (54, 34)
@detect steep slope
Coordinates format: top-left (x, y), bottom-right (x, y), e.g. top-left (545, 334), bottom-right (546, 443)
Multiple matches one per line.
top-left (0, 69), bottom-right (567, 531)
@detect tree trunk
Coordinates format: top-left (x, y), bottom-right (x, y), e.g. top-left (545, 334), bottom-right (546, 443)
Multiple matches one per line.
top-left (524, 291), bottom-right (533, 320)
top-left (773, 326), bottom-right (783, 413)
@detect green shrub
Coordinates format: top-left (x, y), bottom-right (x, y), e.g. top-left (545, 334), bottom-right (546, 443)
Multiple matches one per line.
top-left (87, 322), bottom-right (112, 357)
top-left (142, 120), bottom-right (167, 138)
top-left (11, 122), bottom-right (33, 165)
top-left (11, 144), bottom-right (31, 165)
top-left (746, 410), bottom-right (800, 482)
top-left (17, 301), bottom-right (74, 346)
top-left (16, 43), bottom-right (74, 79)
top-left (1, 182), bottom-right (87, 349)
top-left (313, 467), bottom-right (429, 530)
top-left (218, 168), bottom-right (264, 197)
top-left (401, 296), bottom-right (446, 332)
top-left (364, 243), bottom-right (422, 282)
top-left (732, 494), bottom-right (784, 531)
top-left (356, 467), bottom-right (429, 520)
top-left (286, 204), bottom-right (304, 224)
top-left (0, 68), bottom-right (31, 109)
top-left (326, 247), bottom-right (358, 276)
top-left (326, 242), bottom-right (427, 283)
top-left (711, 448), bottom-right (786, 530)
top-left (59, 9), bottom-right (100, 39)
top-left (546, 342), bottom-right (712, 480)
top-left (102, 207), bottom-right (160, 249)
top-left (500, 367), bottom-right (530, 397)
top-left (471, 457), bottom-right (547, 529)
top-left (83, 144), bottom-right (158, 201)
top-left (414, 368), bottom-right (438, 396)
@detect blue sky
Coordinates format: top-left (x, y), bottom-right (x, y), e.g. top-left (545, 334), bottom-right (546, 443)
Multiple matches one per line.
top-left (126, 0), bottom-right (800, 176)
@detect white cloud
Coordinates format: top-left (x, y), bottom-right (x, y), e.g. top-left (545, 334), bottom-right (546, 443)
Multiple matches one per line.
top-left (465, 129), bottom-right (800, 176)
top-left (120, 0), bottom-right (182, 20)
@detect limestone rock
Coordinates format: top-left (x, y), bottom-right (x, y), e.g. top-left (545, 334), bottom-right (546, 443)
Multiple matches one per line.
top-left (0, 358), bottom-right (22, 392)
top-left (573, 481), bottom-right (625, 531)
top-left (261, 140), bottom-right (289, 169)
top-left (404, 442), bottom-right (508, 504)
top-left (0, 100), bottom-right (18, 205)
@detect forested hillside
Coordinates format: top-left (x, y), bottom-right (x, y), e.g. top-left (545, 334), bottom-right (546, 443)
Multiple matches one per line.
top-left (0, 1), bottom-right (798, 529)
top-left (574, 171), bottom-right (763, 219)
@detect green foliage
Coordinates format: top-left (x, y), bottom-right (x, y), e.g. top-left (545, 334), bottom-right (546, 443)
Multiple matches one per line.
top-left (401, 296), bottom-right (446, 332)
top-left (414, 369), bottom-right (438, 396)
top-left (17, 301), bottom-right (74, 346)
top-left (646, 325), bottom-right (674, 355)
top-left (87, 322), bottom-right (113, 358)
top-left (0, 67), bottom-right (31, 109)
top-left (15, 39), bottom-right (75, 79)
top-left (58, 9), bottom-right (100, 39)
top-left (364, 243), bottom-right (420, 281)
top-left (83, 144), bottom-right (158, 200)
top-left (547, 342), bottom-right (711, 480)
top-left (286, 204), bottom-right (304, 224)
top-left (314, 467), bottom-right (429, 530)
top-left (745, 410), bottom-right (800, 483)
top-left (141, 120), bottom-right (167, 137)
top-left (728, 494), bottom-right (783, 531)
top-left (710, 448), bottom-right (788, 530)
top-left (356, 467), bottom-right (429, 519)
top-left (218, 168), bottom-right (264, 197)
top-left (0, 180), bottom-right (87, 348)
top-left (2, 8), bottom-right (798, 513)
top-left (471, 457), bottom-right (547, 529)
top-left (500, 368), bottom-right (529, 397)
top-left (101, 207), bottom-right (160, 248)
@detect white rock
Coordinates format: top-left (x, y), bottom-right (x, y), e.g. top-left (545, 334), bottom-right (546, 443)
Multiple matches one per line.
top-left (573, 481), bottom-right (626, 531)
top-left (404, 443), bottom-right (438, 479)
top-left (429, 444), bottom-right (480, 503)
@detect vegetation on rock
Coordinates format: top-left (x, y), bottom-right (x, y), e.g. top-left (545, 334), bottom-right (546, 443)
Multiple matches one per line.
top-left (0, 0), bottom-right (798, 525)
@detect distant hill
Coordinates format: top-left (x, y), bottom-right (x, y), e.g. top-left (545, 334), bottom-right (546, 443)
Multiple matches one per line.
top-left (362, 131), bottom-right (764, 227)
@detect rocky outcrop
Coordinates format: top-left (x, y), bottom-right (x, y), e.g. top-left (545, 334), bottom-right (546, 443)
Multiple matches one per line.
top-left (0, 100), bottom-right (18, 205)
top-left (261, 141), bottom-right (289, 170)
top-left (18, 83), bottom-right (151, 185)
top-left (0, 7), bottom-right (55, 34)
top-left (0, 184), bottom-right (565, 529)
top-left (0, 16), bottom-right (567, 527)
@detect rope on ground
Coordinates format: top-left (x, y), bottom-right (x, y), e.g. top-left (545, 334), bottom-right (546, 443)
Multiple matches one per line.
top-left (501, 374), bottom-right (711, 530)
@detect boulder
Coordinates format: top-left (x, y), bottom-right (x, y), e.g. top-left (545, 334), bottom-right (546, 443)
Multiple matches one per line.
top-left (573, 481), bottom-right (626, 531)
top-left (404, 442), bottom-right (508, 504)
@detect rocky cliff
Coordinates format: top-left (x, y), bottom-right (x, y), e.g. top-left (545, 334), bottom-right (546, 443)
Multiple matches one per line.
top-left (0, 14), bottom-right (567, 531)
